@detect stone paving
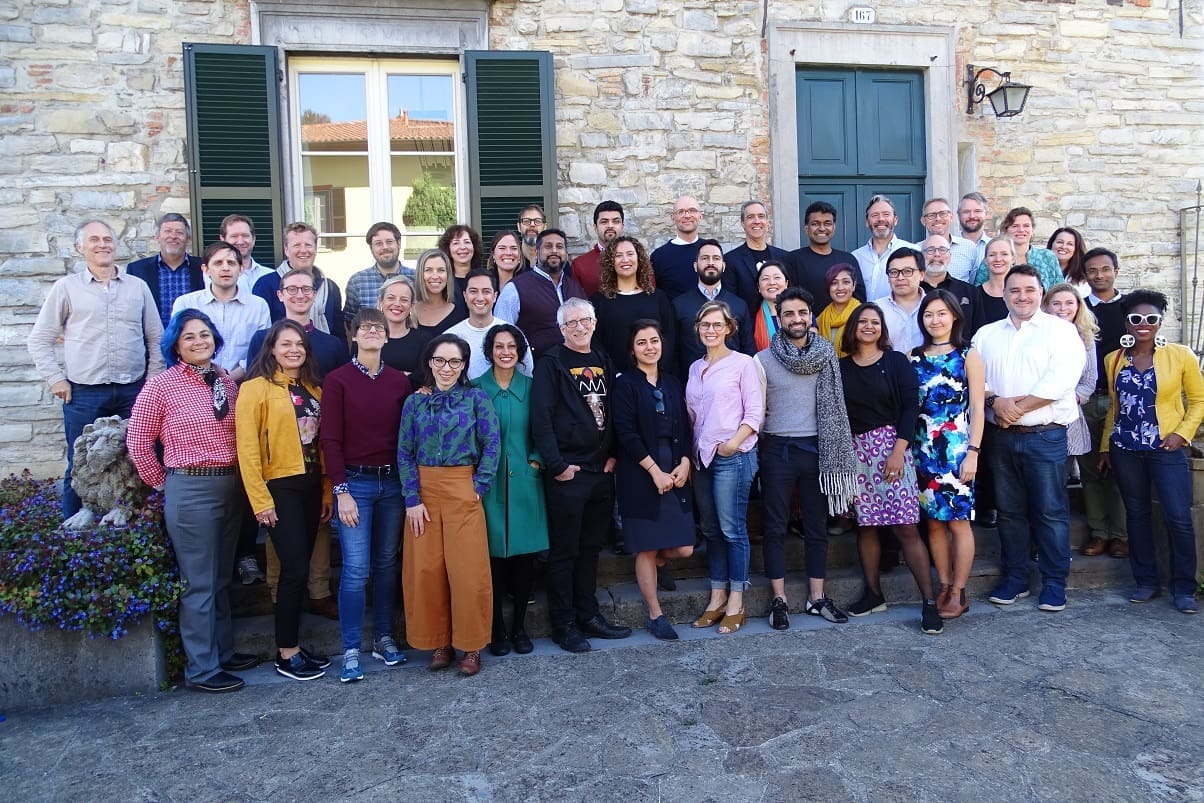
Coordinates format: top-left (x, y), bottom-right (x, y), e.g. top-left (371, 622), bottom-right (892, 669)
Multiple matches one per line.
top-left (2, 589), bottom-right (1201, 801)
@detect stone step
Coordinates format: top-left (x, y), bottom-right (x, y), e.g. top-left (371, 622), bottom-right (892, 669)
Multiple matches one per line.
top-left (231, 548), bottom-right (1132, 660)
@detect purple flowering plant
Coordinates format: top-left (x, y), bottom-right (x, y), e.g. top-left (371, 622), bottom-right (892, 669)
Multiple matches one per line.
top-left (0, 472), bottom-right (185, 679)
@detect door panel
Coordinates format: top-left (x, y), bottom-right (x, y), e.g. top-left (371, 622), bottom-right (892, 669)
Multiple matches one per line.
top-left (796, 71), bottom-right (857, 177)
top-left (855, 72), bottom-right (925, 177)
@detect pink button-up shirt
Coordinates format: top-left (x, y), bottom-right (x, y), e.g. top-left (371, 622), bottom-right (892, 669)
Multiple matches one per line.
top-left (685, 351), bottom-right (764, 469)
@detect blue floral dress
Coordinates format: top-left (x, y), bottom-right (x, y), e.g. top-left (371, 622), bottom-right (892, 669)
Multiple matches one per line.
top-left (911, 348), bottom-right (974, 521)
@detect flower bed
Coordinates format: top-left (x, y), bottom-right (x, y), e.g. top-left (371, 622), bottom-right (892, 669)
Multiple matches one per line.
top-left (0, 472), bottom-right (185, 685)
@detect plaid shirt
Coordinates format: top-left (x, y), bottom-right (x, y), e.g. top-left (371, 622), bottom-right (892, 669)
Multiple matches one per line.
top-left (157, 254), bottom-right (194, 325)
top-left (127, 362), bottom-right (240, 488)
top-left (342, 263), bottom-right (415, 321)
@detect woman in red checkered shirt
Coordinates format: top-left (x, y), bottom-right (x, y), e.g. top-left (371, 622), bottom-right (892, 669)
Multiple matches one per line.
top-left (128, 308), bottom-right (257, 693)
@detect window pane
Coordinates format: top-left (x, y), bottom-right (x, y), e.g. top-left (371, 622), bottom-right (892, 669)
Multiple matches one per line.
top-left (298, 73), bottom-right (367, 153)
top-left (301, 153), bottom-right (371, 280)
top-left (387, 74), bottom-right (454, 123)
top-left (388, 74), bottom-right (456, 261)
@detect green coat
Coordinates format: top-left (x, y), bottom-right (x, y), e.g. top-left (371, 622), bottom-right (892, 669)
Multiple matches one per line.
top-left (474, 371), bottom-right (549, 557)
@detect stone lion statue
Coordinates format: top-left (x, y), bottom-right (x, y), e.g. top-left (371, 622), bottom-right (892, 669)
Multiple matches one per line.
top-left (62, 415), bottom-right (151, 531)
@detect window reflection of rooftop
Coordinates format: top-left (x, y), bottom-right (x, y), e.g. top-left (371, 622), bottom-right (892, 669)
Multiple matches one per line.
top-left (301, 111), bottom-right (454, 151)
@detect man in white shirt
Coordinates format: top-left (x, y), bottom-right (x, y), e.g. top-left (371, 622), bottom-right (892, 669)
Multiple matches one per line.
top-left (921, 197), bottom-right (978, 283)
top-left (971, 264), bottom-right (1085, 613)
top-left (873, 247), bottom-right (925, 355)
top-left (852, 195), bottom-right (916, 302)
top-left (172, 241), bottom-right (271, 382)
top-left (445, 269), bottom-right (534, 380)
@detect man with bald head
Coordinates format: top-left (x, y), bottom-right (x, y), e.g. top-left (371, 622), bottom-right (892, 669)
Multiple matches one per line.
top-left (919, 234), bottom-right (974, 320)
top-left (651, 195), bottom-right (705, 300)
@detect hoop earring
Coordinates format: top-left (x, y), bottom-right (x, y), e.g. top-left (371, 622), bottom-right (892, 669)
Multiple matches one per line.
top-left (1119, 333), bottom-right (1136, 348)
top-left (1155, 333), bottom-right (1167, 349)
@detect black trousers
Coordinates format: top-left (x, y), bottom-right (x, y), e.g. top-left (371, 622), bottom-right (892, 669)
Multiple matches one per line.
top-left (543, 469), bottom-right (612, 629)
top-left (266, 473), bottom-right (321, 648)
top-left (759, 435), bottom-right (829, 580)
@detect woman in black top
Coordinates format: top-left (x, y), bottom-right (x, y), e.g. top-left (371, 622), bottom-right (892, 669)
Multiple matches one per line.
top-left (968, 236), bottom-right (1014, 337)
top-left (591, 236), bottom-right (676, 374)
top-left (839, 303), bottom-right (941, 635)
top-left (377, 275), bottom-right (431, 376)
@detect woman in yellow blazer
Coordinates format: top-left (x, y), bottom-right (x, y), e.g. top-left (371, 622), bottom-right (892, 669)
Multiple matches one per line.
top-left (237, 319), bottom-right (334, 679)
top-left (1099, 290), bottom-right (1204, 614)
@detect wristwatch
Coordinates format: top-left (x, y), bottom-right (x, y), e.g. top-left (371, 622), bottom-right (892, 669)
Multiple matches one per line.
top-left (985, 395), bottom-right (997, 409)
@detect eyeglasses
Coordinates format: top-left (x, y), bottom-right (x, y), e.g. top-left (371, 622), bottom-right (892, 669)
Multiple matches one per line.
top-left (518, 217), bottom-right (545, 226)
top-left (886, 268), bottom-right (918, 278)
top-left (282, 285), bottom-right (315, 296)
top-left (697, 321), bottom-right (727, 331)
top-left (922, 211), bottom-right (953, 220)
top-left (561, 317), bottom-right (595, 330)
top-left (429, 357), bottom-right (465, 369)
top-left (922, 246), bottom-right (951, 256)
top-left (652, 387), bottom-right (665, 415)
top-left (1126, 313), bottom-right (1163, 326)
top-left (357, 323), bottom-right (386, 334)
top-left (673, 208), bottom-right (701, 216)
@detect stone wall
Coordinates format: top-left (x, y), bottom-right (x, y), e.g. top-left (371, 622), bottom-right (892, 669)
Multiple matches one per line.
top-left (1, 0), bottom-right (1202, 475)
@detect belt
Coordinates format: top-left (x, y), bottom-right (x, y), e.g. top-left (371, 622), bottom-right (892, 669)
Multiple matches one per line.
top-left (345, 464), bottom-right (394, 476)
top-left (998, 423), bottom-right (1066, 434)
top-left (166, 466), bottom-right (238, 477)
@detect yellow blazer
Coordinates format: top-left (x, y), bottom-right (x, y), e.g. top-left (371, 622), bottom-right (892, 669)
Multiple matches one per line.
top-left (235, 371), bottom-right (331, 514)
top-left (1101, 342), bottom-right (1204, 452)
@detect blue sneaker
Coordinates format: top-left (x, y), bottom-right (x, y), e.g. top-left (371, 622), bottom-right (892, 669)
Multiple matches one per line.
top-left (340, 649), bottom-right (364, 683)
top-left (372, 635), bottom-right (407, 666)
top-left (1174, 595), bottom-right (1198, 614)
top-left (1037, 586), bottom-right (1067, 612)
top-left (1129, 586), bottom-right (1161, 603)
top-left (988, 581), bottom-right (1030, 606)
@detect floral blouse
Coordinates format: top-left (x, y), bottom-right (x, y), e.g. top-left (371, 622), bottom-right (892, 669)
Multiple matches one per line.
top-left (397, 384), bottom-right (501, 506)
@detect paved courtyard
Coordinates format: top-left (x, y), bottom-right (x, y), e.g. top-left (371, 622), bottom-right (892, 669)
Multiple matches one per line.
top-left (1, 589), bottom-right (1201, 801)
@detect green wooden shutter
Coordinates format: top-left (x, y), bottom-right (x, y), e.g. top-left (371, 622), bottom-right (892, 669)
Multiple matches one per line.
top-left (183, 43), bottom-right (284, 265)
top-left (465, 51), bottom-right (556, 235)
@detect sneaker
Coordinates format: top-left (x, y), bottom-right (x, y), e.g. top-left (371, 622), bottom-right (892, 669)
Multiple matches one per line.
top-left (769, 596), bottom-right (790, 630)
top-left (298, 646), bottom-right (331, 669)
top-left (1129, 586), bottom-right (1161, 603)
top-left (340, 649), bottom-right (364, 683)
top-left (921, 600), bottom-right (944, 634)
top-left (847, 590), bottom-right (887, 617)
top-left (1174, 595), bottom-right (1198, 614)
top-left (1037, 586), bottom-right (1067, 612)
top-left (988, 582), bottom-right (1031, 606)
top-left (275, 652), bottom-right (325, 681)
top-left (645, 614), bottom-right (679, 640)
top-left (237, 555), bottom-right (266, 585)
top-left (372, 635), bottom-right (406, 666)
top-left (805, 597), bottom-right (849, 624)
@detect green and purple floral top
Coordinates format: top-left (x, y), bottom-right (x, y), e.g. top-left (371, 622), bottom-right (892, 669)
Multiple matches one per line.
top-left (397, 384), bottom-right (500, 507)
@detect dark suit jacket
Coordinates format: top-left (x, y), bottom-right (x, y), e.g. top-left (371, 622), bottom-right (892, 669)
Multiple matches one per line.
top-left (126, 254), bottom-right (204, 314)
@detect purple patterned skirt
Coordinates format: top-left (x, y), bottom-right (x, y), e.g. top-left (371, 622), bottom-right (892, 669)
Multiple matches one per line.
top-left (852, 424), bottom-right (920, 527)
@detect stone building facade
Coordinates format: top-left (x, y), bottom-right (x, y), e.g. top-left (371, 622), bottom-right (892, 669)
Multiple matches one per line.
top-left (2, 0), bottom-right (1202, 475)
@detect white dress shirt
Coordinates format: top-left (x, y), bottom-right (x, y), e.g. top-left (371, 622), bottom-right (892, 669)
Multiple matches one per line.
top-left (852, 236), bottom-right (916, 302)
top-left (946, 235), bottom-right (979, 283)
top-left (971, 309), bottom-right (1085, 427)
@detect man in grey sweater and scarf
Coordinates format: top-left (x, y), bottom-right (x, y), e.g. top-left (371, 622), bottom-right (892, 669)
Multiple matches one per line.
top-left (753, 286), bottom-right (858, 630)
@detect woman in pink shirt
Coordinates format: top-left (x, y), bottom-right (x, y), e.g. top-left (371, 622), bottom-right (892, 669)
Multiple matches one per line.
top-left (685, 300), bottom-right (764, 634)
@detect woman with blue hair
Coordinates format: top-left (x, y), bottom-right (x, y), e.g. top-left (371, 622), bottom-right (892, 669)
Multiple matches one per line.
top-left (128, 308), bottom-right (259, 692)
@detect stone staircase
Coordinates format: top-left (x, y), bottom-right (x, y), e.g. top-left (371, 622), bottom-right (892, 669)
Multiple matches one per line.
top-left (231, 507), bottom-right (1133, 659)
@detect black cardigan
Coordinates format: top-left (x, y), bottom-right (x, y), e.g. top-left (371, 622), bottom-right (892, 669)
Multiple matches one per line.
top-left (611, 370), bottom-right (693, 520)
top-left (838, 349), bottom-right (919, 441)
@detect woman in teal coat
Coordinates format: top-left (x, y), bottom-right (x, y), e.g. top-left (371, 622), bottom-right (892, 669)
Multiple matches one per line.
top-left (474, 323), bottom-right (549, 656)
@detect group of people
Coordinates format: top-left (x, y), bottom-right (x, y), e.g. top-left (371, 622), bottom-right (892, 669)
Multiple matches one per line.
top-left (25, 192), bottom-right (1203, 692)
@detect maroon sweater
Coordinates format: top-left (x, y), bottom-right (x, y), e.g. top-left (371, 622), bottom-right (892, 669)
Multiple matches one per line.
top-left (319, 361), bottom-right (413, 486)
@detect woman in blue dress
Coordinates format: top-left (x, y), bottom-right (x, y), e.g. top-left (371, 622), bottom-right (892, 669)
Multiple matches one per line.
top-left (911, 290), bottom-right (985, 621)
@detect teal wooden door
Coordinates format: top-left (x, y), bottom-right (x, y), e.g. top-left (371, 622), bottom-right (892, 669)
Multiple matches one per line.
top-left (797, 68), bottom-right (926, 251)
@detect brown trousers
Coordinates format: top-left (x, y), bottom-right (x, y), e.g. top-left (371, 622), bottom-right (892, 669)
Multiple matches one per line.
top-left (403, 465), bottom-right (493, 651)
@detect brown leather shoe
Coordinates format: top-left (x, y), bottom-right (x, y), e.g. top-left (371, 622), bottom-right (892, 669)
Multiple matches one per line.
top-left (305, 595), bottom-right (339, 620)
top-left (1081, 536), bottom-right (1107, 557)
top-left (938, 588), bottom-right (969, 620)
top-left (937, 584), bottom-right (954, 611)
top-left (1108, 538), bottom-right (1129, 558)
top-left (458, 650), bottom-right (481, 676)
top-left (429, 645), bottom-right (455, 671)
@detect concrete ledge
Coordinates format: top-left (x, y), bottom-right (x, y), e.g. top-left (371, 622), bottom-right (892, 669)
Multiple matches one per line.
top-left (0, 616), bottom-right (165, 712)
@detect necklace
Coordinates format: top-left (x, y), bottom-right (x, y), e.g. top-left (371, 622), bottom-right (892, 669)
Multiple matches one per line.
top-left (931, 341), bottom-right (951, 346)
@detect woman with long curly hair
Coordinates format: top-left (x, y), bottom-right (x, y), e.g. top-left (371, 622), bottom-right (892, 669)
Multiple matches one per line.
top-left (590, 235), bottom-right (676, 374)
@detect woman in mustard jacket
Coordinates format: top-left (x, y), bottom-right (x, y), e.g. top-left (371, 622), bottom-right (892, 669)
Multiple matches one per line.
top-left (1099, 290), bottom-right (1204, 614)
top-left (237, 319), bottom-right (334, 679)
top-left (473, 323), bottom-right (548, 656)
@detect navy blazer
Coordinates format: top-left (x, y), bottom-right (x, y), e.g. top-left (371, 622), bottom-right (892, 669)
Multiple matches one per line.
top-left (126, 254), bottom-right (204, 312)
top-left (611, 370), bottom-right (693, 521)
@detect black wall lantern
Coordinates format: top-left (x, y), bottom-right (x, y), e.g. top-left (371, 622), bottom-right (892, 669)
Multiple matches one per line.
top-left (966, 65), bottom-right (1031, 118)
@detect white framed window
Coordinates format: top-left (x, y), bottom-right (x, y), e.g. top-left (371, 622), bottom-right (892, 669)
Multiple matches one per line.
top-left (288, 57), bottom-right (467, 285)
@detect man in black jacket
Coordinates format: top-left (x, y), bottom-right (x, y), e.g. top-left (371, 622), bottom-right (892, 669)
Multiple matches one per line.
top-left (126, 213), bottom-right (203, 326)
top-left (530, 297), bottom-right (632, 652)
top-left (672, 239), bottom-right (756, 376)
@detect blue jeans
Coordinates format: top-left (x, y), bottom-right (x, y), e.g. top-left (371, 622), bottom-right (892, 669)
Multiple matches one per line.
top-left (336, 470), bottom-right (405, 651)
top-left (694, 450), bottom-right (757, 592)
top-left (988, 425), bottom-right (1072, 591)
top-left (62, 380), bottom-right (143, 518)
top-left (1109, 445), bottom-right (1198, 597)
